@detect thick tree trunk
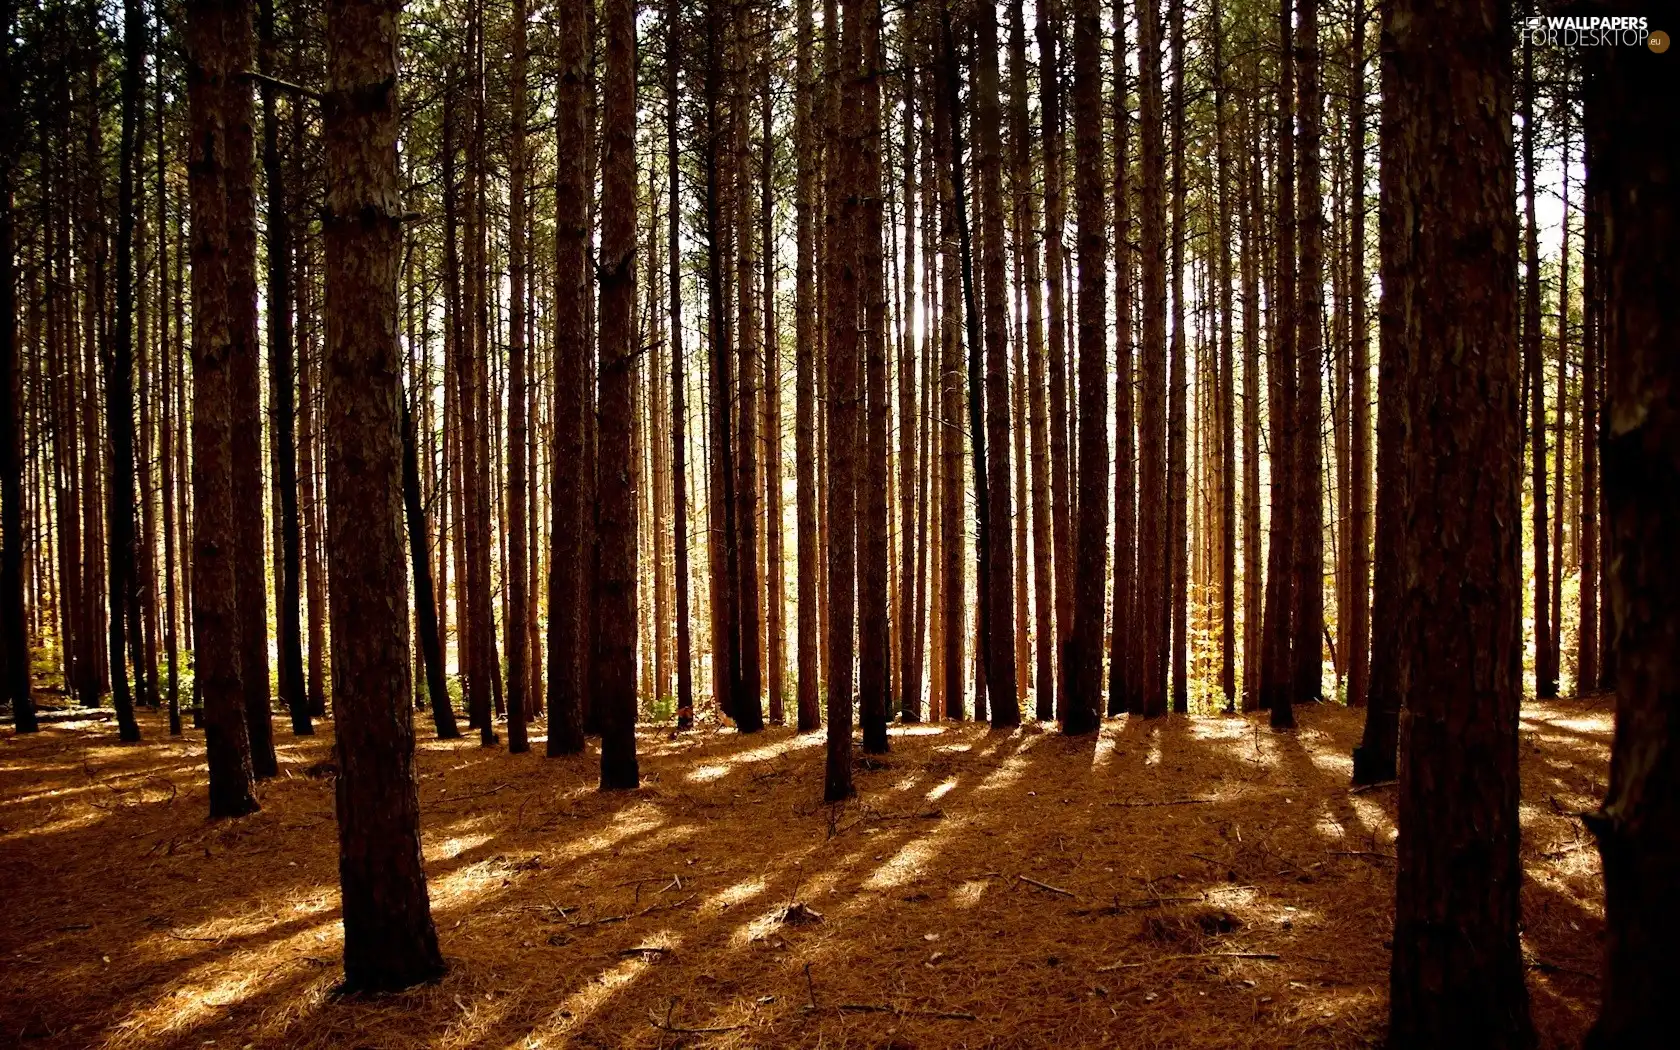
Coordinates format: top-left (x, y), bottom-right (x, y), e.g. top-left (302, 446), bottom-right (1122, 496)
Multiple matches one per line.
top-left (1109, 11), bottom-right (1136, 718)
top-left (935, 7), bottom-right (964, 722)
top-left (1036, 0), bottom-right (1072, 717)
top-left (1136, 0), bottom-right (1167, 719)
top-left (1584, 23), bottom-right (1680, 1044)
top-left (547, 0), bottom-right (589, 756)
top-left (1065, 0), bottom-right (1104, 734)
top-left (1292, 0), bottom-right (1325, 706)
top-left (1261, 0), bottom-right (1297, 729)
top-left (596, 0), bottom-right (641, 790)
top-left (187, 0), bottom-right (259, 818)
top-left (321, 0), bottom-right (446, 989)
top-left (858, 0), bottom-right (891, 751)
top-left (1384, 0), bottom-right (1530, 1042)
top-left (823, 0), bottom-right (863, 800)
top-left (1166, 0), bottom-right (1188, 714)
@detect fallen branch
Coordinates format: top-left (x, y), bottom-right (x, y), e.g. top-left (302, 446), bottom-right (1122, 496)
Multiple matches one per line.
top-left (1327, 850), bottom-right (1396, 861)
top-left (1350, 780), bottom-right (1397, 794)
top-left (1018, 875), bottom-right (1075, 897)
top-left (1529, 957), bottom-right (1599, 981)
top-left (1098, 950), bottom-right (1281, 972)
top-left (1107, 798), bottom-right (1212, 808)
top-left (620, 945), bottom-right (671, 957)
top-left (838, 1003), bottom-right (978, 1021)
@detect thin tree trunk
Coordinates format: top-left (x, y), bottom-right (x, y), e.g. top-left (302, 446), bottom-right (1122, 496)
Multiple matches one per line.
top-left (1293, 0), bottom-right (1325, 705)
top-left (505, 0), bottom-right (530, 753)
top-left (1136, 0), bottom-right (1167, 718)
top-left (1347, 0), bottom-right (1370, 710)
top-left (1036, 0), bottom-right (1072, 716)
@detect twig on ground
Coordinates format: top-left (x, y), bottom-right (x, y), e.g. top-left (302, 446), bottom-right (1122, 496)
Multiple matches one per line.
top-left (1018, 874), bottom-right (1075, 897)
top-left (1327, 850), bottom-right (1396, 861)
top-left (1350, 780), bottom-right (1397, 794)
top-left (1107, 798), bottom-right (1212, 808)
top-left (837, 1003), bottom-right (978, 1021)
top-left (430, 783), bottom-right (508, 806)
top-left (1529, 957), bottom-right (1599, 980)
top-left (803, 962), bottom-right (817, 1009)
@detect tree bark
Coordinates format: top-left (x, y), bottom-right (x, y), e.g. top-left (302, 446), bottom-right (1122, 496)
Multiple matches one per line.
top-left (1065, 0), bottom-right (1104, 734)
top-left (187, 0), bottom-right (259, 818)
top-left (505, 0), bottom-right (530, 754)
top-left (1385, 0), bottom-right (1530, 1041)
top-left (1522, 18), bottom-right (1553, 701)
top-left (1583, 19), bottom-right (1680, 1043)
top-left (321, 0), bottom-right (446, 989)
top-left (1292, 0), bottom-right (1325, 706)
top-left (597, 0), bottom-right (641, 790)
top-left (1136, 0), bottom-right (1167, 718)
top-left (547, 0), bottom-right (589, 756)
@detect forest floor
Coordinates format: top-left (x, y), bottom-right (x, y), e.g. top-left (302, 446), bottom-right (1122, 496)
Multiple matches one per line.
top-left (0, 697), bottom-right (1607, 1049)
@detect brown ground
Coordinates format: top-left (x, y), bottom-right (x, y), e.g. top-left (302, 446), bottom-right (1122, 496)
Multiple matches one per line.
top-left (0, 699), bottom-right (1607, 1049)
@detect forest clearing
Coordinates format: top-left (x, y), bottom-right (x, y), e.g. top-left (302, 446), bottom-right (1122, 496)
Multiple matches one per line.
top-left (0, 700), bottom-right (1610, 1048)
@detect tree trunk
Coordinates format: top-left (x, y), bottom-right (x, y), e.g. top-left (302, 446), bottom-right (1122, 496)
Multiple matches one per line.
top-left (1293, 0), bottom-right (1325, 706)
top-left (825, 0), bottom-right (863, 800)
top-left (1036, 0), bottom-right (1072, 718)
top-left (596, 0), bottom-right (641, 790)
top-left (1384, 0), bottom-right (1530, 1041)
top-left (321, 0), bottom-right (446, 988)
top-left (1136, 0), bottom-right (1167, 719)
top-left (505, 0), bottom-right (530, 753)
top-left (935, 5), bottom-right (964, 722)
top-left (260, 0), bottom-right (308, 738)
top-left (1, 0), bottom-right (33, 733)
top-left (1261, 0), bottom-right (1297, 729)
top-left (403, 395), bottom-right (458, 739)
top-left (1064, 0), bottom-right (1104, 734)
top-left (1346, 0), bottom-right (1370, 710)
top-left (858, 0), bottom-right (891, 751)
top-left (224, 0), bottom-right (274, 773)
top-left (1212, 0), bottom-right (1236, 712)
top-left (187, 0), bottom-right (259, 818)
top-left (1166, 0), bottom-right (1189, 715)
top-left (1521, 22), bottom-right (1553, 702)
top-left (1583, 21), bottom-right (1680, 1043)
top-left (547, 0), bottom-right (589, 756)
top-left (670, 0), bottom-right (698, 731)
top-left (1109, 9), bottom-right (1135, 718)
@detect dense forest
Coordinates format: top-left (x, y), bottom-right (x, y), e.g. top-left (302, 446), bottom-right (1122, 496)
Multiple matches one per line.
top-left (0, 0), bottom-right (1674, 1046)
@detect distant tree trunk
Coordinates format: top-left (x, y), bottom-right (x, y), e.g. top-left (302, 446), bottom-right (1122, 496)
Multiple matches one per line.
top-left (858, 0), bottom-right (891, 751)
top-left (935, 5), bottom-right (964, 722)
top-left (1292, 0), bottom-right (1324, 706)
top-left (733, 0), bottom-right (766, 737)
top-left (1109, 10), bottom-right (1136, 718)
top-left (1136, 0), bottom-right (1167, 718)
top-left (0, 0), bottom-right (33, 733)
top-left (321, 0), bottom-right (446, 989)
top-left (298, 227), bottom-right (327, 720)
top-left (1522, 21), bottom-right (1553, 701)
top-left (260, 0), bottom-right (308, 738)
top-left (597, 0), bottom-right (640, 790)
top-left (547, 0), bottom-right (588, 756)
top-left (1006, 0), bottom-right (1051, 721)
top-left (670, 0), bottom-right (699, 732)
top-left (1166, 0), bottom-right (1189, 714)
top-left (106, 0), bottom-right (145, 742)
top-left (1064, 0), bottom-right (1104, 734)
top-left (1576, 114), bottom-right (1598, 694)
top-left (1036, 0), bottom-right (1072, 716)
top-left (158, 13), bottom-right (181, 734)
top-left (1583, 17), bottom-right (1680, 1041)
top-left (825, 0), bottom-right (863, 800)
top-left (763, 56), bottom-right (786, 726)
top-left (1346, 0), bottom-right (1370, 710)
top-left (187, 0), bottom-right (258, 818)
top-left (1239, 85), bottom-right (1263, 713)
top-left (1212, 0), bottom-right (1236, 712)
top-left (505, 0), bottom-right (530, 754)
top-left (1261, 0), bottom-right (1297, 729)
top-left (1384, 0), bottom-right (1530, 1042)
top-left (223, 0), bottom-right (275, 773)
top-left (403, 397), bottom-right (458, 739)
